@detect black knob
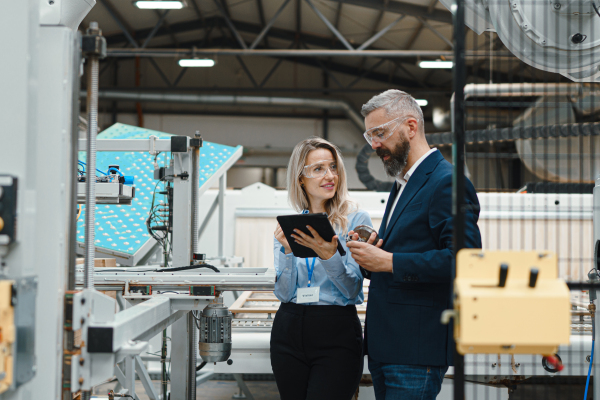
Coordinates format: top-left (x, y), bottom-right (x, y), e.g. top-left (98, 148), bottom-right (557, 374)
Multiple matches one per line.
top-left (571, 33), bottom-right (586, 44)
top-left (227, 359), bottom-right (233, 365)
top-left (498, 264), bottom-right (509, 288)
top-left (529, 268), bottom-right (539, 288)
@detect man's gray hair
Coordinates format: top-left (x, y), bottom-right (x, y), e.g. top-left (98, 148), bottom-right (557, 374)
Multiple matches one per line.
top-left (361, 89), bottom-right (424, 132)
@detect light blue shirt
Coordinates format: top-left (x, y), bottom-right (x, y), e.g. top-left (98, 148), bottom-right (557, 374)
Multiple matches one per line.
top-left (273, 209), bottom-right (371, 306)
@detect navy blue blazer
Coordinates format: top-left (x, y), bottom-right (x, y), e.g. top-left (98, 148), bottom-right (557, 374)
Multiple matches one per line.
top-left (364, 150), bottom-right (481, 367)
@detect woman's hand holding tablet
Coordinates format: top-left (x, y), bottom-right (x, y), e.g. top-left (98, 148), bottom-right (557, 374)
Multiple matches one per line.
top-left (290, 225), bottom-right (338, 261)
top-left (274, 224), bottom-right (292, 254)
top-left (276, 213), bottom-right (346, 259)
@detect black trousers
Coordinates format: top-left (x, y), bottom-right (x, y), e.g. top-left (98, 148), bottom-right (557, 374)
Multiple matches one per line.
top-left (270, 302), bottom-right (364, 400)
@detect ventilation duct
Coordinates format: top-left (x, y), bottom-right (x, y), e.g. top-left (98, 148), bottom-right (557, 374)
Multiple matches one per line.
top-left (85, 90), bottom-right (364, 132)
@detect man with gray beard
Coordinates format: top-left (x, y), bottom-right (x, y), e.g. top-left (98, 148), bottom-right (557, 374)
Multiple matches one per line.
top-left (347, 90), bottom-right (482, 400)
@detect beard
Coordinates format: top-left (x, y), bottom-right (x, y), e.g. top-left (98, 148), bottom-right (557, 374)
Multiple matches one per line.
top-left (376, 137), bottom-right (410, 178)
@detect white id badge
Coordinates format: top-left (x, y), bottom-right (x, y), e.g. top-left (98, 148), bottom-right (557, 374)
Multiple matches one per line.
top-left (296, 287), bottom-right (320, 303)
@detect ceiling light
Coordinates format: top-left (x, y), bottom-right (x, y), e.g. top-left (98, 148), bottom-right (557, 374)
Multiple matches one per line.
top-left (134, 1), bottom-right (185, 9)
top-left (418, 60), bottom-right (453, 69)
top-left (416, 99), bottom-right (428, 107)
top-left (178, 59), bottom-right (215, 67)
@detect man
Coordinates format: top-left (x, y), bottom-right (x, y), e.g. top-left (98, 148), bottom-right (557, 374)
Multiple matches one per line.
top-left (347, 90), bottom-right (482, 400)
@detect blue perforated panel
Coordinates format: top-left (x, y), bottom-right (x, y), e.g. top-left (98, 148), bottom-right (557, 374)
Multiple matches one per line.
top-left (77, 123), bottom-right (241, 259)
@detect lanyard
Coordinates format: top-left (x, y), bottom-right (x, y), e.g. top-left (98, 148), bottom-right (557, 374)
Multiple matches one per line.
top-left (305, 257), bottom-right (316, 287)
top-left (301, 210), bottom-right (316, 287)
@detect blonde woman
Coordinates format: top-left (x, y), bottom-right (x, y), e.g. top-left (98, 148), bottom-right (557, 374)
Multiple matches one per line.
top-left (271, 137), bottom-right (372, 400)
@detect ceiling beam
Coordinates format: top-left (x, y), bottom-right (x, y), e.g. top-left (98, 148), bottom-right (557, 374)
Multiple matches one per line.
top-left (109, 36), bottom-right (428, 89)
top-left (328, 0), bottom-right (452, 24)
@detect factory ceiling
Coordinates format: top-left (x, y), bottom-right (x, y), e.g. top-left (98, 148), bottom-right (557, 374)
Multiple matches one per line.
top-left (81, 0), bottom-right (567, 126)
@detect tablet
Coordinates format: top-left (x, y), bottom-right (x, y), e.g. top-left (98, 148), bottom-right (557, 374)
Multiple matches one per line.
top-left (277, 213), bottom-right (346, 259)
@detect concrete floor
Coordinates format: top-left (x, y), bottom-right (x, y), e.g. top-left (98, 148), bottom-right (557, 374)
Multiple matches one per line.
top-left (93, 380), bottom-right (281, 400)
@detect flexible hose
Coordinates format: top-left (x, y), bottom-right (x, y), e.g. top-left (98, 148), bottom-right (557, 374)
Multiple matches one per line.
top-left (585, 338), bottom-right (594, 399)
top-left (84, 50), bottom-right (99, 290)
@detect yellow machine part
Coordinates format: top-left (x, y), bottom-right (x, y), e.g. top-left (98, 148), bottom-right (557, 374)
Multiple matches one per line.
top-left (454, 250), bottom-right (570, 355)
top-left (0, 281), bottom-right (14, 393)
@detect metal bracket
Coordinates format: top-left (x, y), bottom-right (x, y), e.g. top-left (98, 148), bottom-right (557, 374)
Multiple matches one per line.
top-left (12, 276), bottom-right (38, 389)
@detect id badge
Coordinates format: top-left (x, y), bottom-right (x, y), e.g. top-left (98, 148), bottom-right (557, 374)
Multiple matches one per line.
top-left (296, 286), bottom-right (320, 304)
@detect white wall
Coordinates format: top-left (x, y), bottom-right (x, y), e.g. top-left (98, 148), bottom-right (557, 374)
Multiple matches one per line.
top-left (98, 112), bottom-right (396, 189)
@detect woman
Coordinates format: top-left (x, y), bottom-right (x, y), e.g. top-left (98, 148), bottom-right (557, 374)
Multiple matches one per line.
top-left (271, 137), bottom-right (373, 400)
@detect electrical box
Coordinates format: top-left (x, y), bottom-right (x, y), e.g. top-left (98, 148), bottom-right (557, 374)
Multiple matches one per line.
top-left (454, 250), bottom-right (571, 355)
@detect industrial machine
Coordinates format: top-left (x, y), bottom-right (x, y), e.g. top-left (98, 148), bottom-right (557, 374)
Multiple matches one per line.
top-left (1, 2), bottom-right (275, 398)
top-left (440, 0), bottom-right (600, 82)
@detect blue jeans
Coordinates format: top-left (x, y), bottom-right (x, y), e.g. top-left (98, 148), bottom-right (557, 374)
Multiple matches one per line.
top-left (368, 357), bottom-right (448, 400)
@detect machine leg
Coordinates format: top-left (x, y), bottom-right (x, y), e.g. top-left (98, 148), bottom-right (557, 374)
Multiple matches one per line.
top-left (232, 374), bottom-right (254, 400)
top-left (125, 356), bottom-right (138, 400)
top-left (170, 313), bottom-right (192, 399)
top-left (135, 355), bottom-right (160, 400)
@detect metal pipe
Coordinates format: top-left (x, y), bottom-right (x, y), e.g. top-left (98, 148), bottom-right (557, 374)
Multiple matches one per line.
top-left (84, 23), bottom-right (100, 290)
top-left (188, 312), bottom-right (198, 400)
top-left (87, 90), bottom-right (365, 132)
top-left (463, 83), bottom-right (588, 98)
top-left (218, 173), bottom-right (226, 258)
top-left (67, 32), bottom-right (82, 292)
top-left (106, 48), bottom-right (508, 58)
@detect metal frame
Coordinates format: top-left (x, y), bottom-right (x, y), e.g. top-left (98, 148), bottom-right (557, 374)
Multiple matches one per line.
top-left (75, 139), bottom-right (243, 266)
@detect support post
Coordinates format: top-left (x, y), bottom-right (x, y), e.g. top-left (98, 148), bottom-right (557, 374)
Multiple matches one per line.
top-left (218, 173), bottom-right (226, 258)
top-left (172, 141), bottom-right (193, 268)
top-left (170, 314), bottom-right (191, 399)
top-left (451, 0), bottom-right (466, 399)
top-left (593, 177), bottom-right (600, 400)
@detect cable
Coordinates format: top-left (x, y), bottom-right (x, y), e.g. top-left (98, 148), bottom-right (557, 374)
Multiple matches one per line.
top-left (593, 2), bottom-right (600, 18)
top-left (196, 361), bottom-right (207, 371)
top-left (155, 264), bottom-right (220, 273)
top-left (585, 340), bottom-right (594, 399)
top-left (108, 167), bottom-right (124, 176)
top-left (78, 160), bottom-right (107, 175)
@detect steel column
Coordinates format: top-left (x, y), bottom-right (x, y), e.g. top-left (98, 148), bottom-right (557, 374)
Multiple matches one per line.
top-left (171, 141), bottom-right (193, 268)
top-left (218, 173), bottom-right (226, 258)
top-left (451, 0), bottom-right (466, 398)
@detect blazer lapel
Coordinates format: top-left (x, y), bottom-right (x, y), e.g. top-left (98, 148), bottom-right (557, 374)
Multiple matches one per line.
top-left (378, 181), bottom-right (399, 239)
top-left (382, 151), bottom-right (444, 242)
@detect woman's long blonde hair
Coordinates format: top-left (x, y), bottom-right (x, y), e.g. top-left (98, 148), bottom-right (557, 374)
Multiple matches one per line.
top-left (287, 137), bottom-right (356, 234)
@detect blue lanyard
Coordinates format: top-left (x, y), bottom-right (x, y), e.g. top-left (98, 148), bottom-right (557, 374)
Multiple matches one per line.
top-left (301, 210), bottom-right (316, 287)
top-left (305, 258), bottom-right (316, 287)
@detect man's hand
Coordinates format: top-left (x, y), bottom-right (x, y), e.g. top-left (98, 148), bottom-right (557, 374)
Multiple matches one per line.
top-left (347, 231), bottom-right (392, 273)
top-left (274, 224), bottom-right (292, 254)
top-left (291, 226), bottom-right (338, 260)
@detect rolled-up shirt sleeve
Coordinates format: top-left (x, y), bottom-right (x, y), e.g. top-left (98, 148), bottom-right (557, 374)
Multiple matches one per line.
top-left (273, 237), bottom-right (297, 302)
top-left (319, 211), bottom-right (370, 301)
